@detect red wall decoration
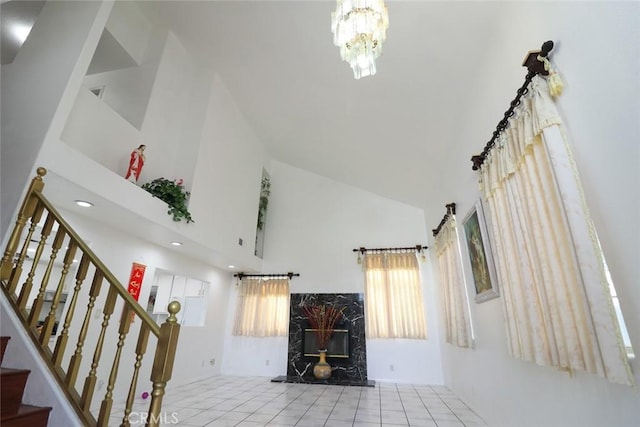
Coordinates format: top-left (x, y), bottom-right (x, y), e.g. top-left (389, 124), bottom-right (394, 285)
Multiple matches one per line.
top-left (127, 262), bottom-right (146, 302)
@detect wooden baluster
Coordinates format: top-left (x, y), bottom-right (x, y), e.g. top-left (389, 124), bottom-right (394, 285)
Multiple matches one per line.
top-left (7, 202), bottom-right (44, 295)
top-left (67, 270), bottom-right (103, 389)
top-left (40, 238), bottom-right (77, 346)
top-left (28, 225), bottom-right (65, 328)
top-left (53, 252), bottom-right (90, 366)
top-left (121, 324), bottom-right (150, 427)
top-left (147, 302), bottom-right (181, 427)
top-left (17, 213), bottom-right (55, 311)
top-left (97, 305), bottom-right (133, 426)
top-left (1, 168), bottom-right (46, 281)
top-left (81, 287), bottom-right (117, 413)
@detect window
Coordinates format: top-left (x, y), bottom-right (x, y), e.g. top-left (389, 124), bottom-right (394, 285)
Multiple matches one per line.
top-left (233, 277), bottom-right (289, 337)
top-left (363, 252), bottom-right (426, 339)
top-left (476, 77), bottom-right (634, 384)
top-left (434, 216), bottom-right (473, 347)
top-left (600, 241), bottom-right (634, 359)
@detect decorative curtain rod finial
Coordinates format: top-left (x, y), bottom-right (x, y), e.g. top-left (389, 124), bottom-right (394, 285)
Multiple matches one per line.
top-left (433, 202), bottom-right (457, 237)
top-left (446, 203), bottom-right (456, 216)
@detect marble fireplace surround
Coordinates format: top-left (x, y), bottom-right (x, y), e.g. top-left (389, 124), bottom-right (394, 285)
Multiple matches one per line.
top-left (272, 293), bottom-right (374, 387)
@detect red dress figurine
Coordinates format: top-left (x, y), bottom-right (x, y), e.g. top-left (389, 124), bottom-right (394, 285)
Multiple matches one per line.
top-left (125, 144), bottom-right (146, 183)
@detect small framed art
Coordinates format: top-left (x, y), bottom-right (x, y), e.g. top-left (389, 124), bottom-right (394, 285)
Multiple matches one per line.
top-left (462, 200), bottom-right (499, 303)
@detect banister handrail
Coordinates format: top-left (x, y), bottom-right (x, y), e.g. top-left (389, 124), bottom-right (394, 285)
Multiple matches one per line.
top-left (1, 167), bottom-right (181, 427)
top-left (32, 193), bottom-right (161, 337)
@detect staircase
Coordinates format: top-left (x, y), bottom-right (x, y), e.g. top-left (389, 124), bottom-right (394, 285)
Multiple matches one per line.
top-left (0, 336), bottom-right (52, 426)
top-left (1, 168), bottom-right (182, 426)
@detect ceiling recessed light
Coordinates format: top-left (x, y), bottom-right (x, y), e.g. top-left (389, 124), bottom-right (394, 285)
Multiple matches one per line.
top-left (74, 200), bottom-right (93, 208)
top-left (228, 265), bottom-right (236, 269)
top-left (171, 241), bottom-right (183, 246)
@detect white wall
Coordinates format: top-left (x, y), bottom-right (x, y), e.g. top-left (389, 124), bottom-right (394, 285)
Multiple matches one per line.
top-left (222, 161), bottom-right (444, 385)
top-left (188, 73), bottom-right (268, 270)
top-left (82, 1), bottom-right (160, 130)
top-left (104, 0), bottom-right (151, 65)
top-left (61, 87), bottom-right (144, 175)
top-left (138, 32), bottom-right (206, 187)
top-left (1, 0), bottom-right (112, 238)
top-left (58, 13), bottom-right (263, 270)
top-left (83, 62), bottom-right (158, 129)
top-left (428, 3), bottom-right (640, 427)
top-left (62, 27), bottom-right (206, 188)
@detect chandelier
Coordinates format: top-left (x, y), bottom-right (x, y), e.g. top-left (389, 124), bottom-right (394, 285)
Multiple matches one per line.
top-left (331, 0), bottom-right (389, 79)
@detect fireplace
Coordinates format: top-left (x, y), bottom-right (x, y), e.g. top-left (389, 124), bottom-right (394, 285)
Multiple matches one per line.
top-left (303, 328), bottom-right (349, 358)
top-left (272, 293), bottom-right (373, 386)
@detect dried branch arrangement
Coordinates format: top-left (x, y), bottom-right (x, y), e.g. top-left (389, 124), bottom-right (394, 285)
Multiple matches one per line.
top-left (302, 305), bottom-right (345, 350)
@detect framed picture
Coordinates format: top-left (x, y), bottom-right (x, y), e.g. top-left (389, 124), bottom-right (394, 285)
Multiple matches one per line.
top-left (462, 200), bottom-right (499, 303)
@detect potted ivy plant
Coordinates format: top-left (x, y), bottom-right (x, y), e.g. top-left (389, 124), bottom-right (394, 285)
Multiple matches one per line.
top-left (257, 176), bottom-right (271, 230)
top-left (142, 178), bottom-right (194, 223)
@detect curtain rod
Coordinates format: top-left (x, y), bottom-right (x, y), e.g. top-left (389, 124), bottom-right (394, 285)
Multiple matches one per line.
top-left (471, 40), bottom-right (555, 171)
top-left (432, 203), bottom-right (456, 237)
top-left (234, 272), bottom-right (300, 279)
top-left (352, 245), bottom-right (427, 254)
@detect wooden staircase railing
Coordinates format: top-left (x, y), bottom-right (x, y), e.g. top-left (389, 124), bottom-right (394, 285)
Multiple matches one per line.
top-left (0, 168), bottom-right (181, 427)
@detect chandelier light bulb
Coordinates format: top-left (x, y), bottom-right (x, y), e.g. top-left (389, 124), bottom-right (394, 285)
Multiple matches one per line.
top-left (331, 0), bottom-right (389, 79)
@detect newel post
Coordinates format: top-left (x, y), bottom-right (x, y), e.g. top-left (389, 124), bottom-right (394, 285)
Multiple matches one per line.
top-left (146, 301), bottom-right (181, 427)
top-left (1, 167), bottom-right (47, 280)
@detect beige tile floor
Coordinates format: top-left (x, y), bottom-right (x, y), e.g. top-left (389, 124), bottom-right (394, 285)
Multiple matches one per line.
top-left (109, 376), bottom-right (488, 427)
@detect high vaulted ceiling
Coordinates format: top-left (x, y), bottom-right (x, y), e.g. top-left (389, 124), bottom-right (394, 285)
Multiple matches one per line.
top-left (142, 1), bottom-right (516, 210)
top-left (2, 0), bottom-right (552, 212)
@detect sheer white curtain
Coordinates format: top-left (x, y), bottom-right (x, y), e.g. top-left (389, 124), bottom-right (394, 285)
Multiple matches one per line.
top-left (233, 278), bottom-right (290, 337)
top-left (364, 252), bottom-right (427, 339)
top-left (435, 216), bottom-right (472, 348)
top-left (479, 76), bottom-right (633, 385)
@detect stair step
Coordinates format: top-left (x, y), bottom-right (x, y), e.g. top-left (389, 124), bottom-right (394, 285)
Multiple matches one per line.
top-left (0, 368), bottom-right (30, 415)
top-left (0, 336), bottom-right (9, 364)
top-left (0, 404), bottom-right (52, 427)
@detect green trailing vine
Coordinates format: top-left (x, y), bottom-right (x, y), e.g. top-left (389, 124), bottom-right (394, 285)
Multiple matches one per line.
top-left (142, 177), bottom-right (194, 223)
top-left (257, 176), bottom-right (271, 230)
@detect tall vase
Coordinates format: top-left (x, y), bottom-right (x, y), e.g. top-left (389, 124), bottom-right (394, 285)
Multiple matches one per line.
top-left (313, 349), bottom-right (331, 380)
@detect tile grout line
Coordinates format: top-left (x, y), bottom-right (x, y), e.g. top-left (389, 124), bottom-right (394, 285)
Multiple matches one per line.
top-left (293, 384), bottom-right (331, 426)
top-left (430, 385), bottom-right (467, 427)
top-left (378, 383), bottom-right (383, 427)
top-left (395, 383), bottom-right (412, 427)
top-left (349, 385), bottom-right (364, 427)
top-left (233, 385), bottom-right (287, 427)
top-left (413, 384), bottom-right (436, 426)
top-left (277, 384), bottom-right (309, 426)
top-left (323, 385), bottom-right (347, 427)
